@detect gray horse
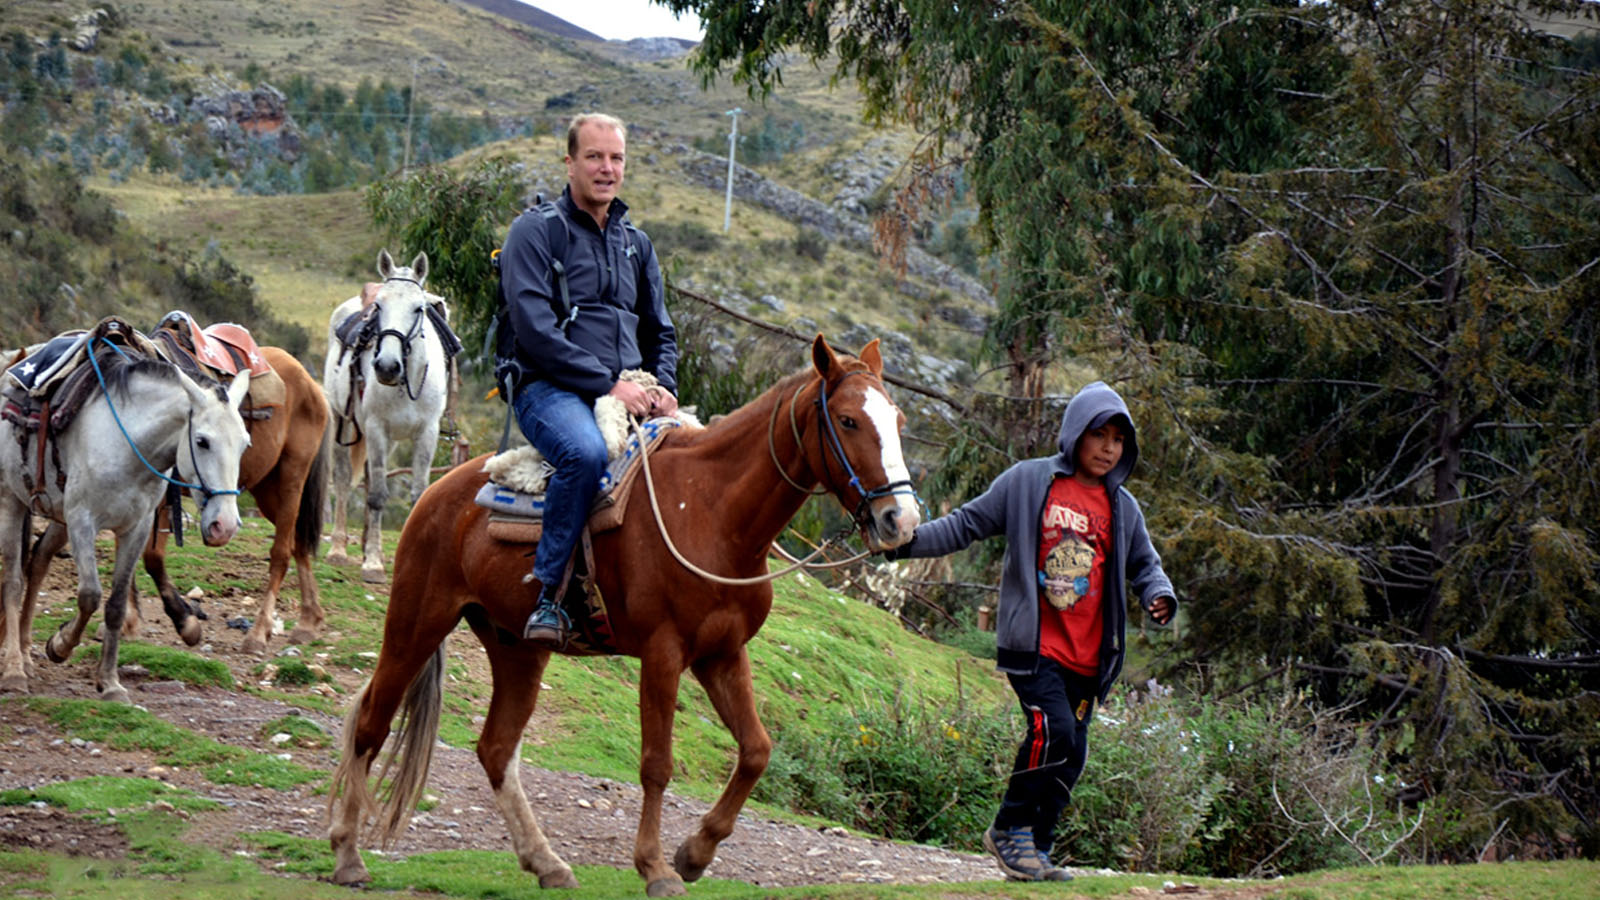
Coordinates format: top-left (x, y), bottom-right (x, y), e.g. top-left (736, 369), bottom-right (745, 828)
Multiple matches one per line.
top-left (0, 333), bottom-right (250, 702)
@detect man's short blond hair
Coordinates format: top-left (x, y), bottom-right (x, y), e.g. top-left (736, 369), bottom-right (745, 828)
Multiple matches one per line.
top-left (567, 113), bottom-right (627, 156)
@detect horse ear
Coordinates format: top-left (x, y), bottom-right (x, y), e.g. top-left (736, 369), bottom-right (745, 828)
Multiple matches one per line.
top-left (173, 364), bottom-right (209, 408)
top-left (858, 338), bottom-right (883, 376)
top-left (811, 333), bottom-right (836, 378)
top-left (226, 371), bottom-right (251, 410)
top-left (377, 249), bottom-right (395, 279)
top-left (411, 252), bottom-right (429, 284)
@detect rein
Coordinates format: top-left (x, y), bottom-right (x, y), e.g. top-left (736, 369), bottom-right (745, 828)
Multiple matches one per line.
top-left (631, 415), bottom-right (867, 586)
top-left (638, 369), bottom-right (917, 585)
top-left (86, 337), bottom-right (241, 513)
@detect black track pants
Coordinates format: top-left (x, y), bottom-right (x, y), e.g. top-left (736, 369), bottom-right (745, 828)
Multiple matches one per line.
top-left (993, 658), bottom-right (1097, 853)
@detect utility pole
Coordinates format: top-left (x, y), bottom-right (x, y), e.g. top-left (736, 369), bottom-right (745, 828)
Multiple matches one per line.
top-left (722, 107), bottom-right (742, 232)
top-left (402, 58), bottom-right (417, 174)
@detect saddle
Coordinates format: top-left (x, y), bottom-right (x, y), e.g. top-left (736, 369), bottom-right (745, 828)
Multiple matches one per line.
top-left (0, 317), bottom-right (164, 498)
top-left (332, 293), bottom-right (462, 367)
top-left (473, 415), bottom-right (689, 544)
top-left (149, 311), bottom-right (286, 417)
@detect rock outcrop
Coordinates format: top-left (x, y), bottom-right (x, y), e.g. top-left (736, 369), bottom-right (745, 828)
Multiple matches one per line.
top-left (677, 150), bottom-right (994, 310)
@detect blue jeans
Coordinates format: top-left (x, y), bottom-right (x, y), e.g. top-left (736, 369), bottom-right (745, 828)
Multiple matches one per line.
top-left (513, 380), bottom-right (608, 588)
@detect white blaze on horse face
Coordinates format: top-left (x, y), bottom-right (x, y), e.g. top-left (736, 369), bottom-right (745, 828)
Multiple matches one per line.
top-left (861, 386), bottom-right (920, 543)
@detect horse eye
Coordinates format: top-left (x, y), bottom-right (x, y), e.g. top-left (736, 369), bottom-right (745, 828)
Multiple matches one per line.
top-left (196, 436), bottom-right (210, 451)
top-left (840, 416), bottom-right (857, 430)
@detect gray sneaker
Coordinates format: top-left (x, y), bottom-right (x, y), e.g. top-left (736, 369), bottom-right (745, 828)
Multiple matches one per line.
top-left (1035, 850), bottom-right (1074, 881)
top-left (982, 826), bottom-right (1045, 881)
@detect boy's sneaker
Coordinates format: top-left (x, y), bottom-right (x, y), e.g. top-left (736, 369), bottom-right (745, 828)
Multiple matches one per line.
top-left (982, 826), bottom-right (1045, 881)
top-left (1035, 850), bottom-right (1074, 881)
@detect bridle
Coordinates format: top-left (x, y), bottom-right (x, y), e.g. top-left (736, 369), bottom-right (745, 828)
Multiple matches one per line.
top-left (636, 368), bottom-right (916, 586)
top-left (87, 338), bottom-right (241, 541)
top-left (811, 371), bottom-right (917, 533)
top-left (371, 276), bottom-right (431, 401)
top-left (769, 370), bottom-right (916, 534)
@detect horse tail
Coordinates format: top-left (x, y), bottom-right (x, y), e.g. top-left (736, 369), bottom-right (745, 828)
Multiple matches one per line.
top-left (296, 415), bottom-right (332, 556)
top-left (372, 642), bottom-right (446, 847)
top-left (327, 676), bottom-right (380, 833)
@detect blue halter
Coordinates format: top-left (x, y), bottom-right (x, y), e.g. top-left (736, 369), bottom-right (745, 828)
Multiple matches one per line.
top-left (814, 370), bottom-right (918, 528)
top-left (87, 336), bottom-right (242, 511)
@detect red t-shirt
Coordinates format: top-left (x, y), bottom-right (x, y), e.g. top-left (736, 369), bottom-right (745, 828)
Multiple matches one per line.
top-left (1037, 475), bottom-right (1111, 676)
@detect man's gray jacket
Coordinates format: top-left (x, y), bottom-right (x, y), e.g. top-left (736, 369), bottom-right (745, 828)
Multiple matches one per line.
top-left (499, 187), bottom-right (676, 399)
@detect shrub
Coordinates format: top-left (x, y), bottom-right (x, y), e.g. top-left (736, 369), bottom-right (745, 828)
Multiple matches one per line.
top-left (1061, 683), bottom-right (1226, 871)
top-left (755, 689), bottom-right (1014, 849)
top-left (1060, 684), bottom-right (1418, 876)
top-left (1178, 697), bottom-right (1420, 875)
top-left (793, 227), bottom-right (827, 263)
top-left (648, 219), bottom-right (721, 256)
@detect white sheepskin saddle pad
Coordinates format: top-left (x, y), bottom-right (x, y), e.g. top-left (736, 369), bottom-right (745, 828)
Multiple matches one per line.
top-left (475, 370), bottom-right (700, 518)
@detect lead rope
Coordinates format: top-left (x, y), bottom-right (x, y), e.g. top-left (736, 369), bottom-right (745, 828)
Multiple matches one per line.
top-left (630, 415), bottom-right (868, 586)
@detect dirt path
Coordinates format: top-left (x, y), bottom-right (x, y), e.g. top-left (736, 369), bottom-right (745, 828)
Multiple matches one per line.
top-left (0, 548), bottom-right (1022, 891)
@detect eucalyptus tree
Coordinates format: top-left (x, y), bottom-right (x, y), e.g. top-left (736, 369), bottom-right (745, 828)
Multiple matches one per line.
top-left (365, 157), bottom-right (527, 361)
top-left (672, 0), bottom-right (1600, 859)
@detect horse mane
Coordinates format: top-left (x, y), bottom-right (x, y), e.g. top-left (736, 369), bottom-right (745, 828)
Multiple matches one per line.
top-left (690, 353), bottom-right (874, 439)
top-left (97, 351), bottom-right (226, 403)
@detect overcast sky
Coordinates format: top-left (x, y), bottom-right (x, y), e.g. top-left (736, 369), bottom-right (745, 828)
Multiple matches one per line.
top-left (520, 0), bottom-right (705, 42)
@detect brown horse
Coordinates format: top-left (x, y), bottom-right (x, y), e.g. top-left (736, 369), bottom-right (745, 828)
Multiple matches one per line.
top-left (123, 345), bottom-right (332, 654)
top-left (328, 336), bottom-right (920, 897)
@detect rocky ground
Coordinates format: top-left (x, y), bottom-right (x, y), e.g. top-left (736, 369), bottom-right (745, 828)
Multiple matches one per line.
top-left (0, 545), bottom-right (1266, 898)
top-left (0, 549), bottom-right (1023, 892)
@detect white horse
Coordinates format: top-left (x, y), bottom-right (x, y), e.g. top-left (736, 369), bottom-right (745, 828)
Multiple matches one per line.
top-left (0, 338), bottom-right (250, 702)
top-left (323, 250), bottom-right (450, 583)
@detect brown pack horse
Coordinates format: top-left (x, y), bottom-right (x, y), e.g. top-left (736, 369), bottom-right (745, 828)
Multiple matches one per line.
top-left (119, 345), bottom-right (332, 655)
top-left (328, 336), bottom-right (920, 897)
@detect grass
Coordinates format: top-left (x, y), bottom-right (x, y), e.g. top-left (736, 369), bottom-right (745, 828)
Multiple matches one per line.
top-left (13, 697), bottom-right (322, 791)
top-left (3, 526), bottom-right (1597, 898)
top-left (259, 713), bottom-right (330, 749)
top-left (9, 814), bottom-right (1598, 900)
top-left (0, 775), bottom-right (221, 816)
top-left (80, 641), bottom-right (234, 689)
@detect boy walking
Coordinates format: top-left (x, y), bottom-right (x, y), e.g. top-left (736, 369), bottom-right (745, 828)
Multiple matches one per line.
top-left (890, 380), bottom-right (1177, 881)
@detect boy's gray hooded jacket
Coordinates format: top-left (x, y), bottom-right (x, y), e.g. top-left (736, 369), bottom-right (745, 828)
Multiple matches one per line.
top-left (897, 381), bottom-right (1175, 699)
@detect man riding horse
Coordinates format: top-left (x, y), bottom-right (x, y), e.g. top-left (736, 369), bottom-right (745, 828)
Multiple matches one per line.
top-left (495, 112), bottom-right (678, 648)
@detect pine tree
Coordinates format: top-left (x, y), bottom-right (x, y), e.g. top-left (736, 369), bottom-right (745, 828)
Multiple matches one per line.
top-left (675, 0), bottom-right (1600, 858)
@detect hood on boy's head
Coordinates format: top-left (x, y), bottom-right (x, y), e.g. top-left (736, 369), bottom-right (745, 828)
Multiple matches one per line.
top-left (1057, 380), bottom-right (1139, 490)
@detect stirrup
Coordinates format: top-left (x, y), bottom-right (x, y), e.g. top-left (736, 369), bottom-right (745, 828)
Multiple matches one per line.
top-left (523, 601), bottom-right (570, 649)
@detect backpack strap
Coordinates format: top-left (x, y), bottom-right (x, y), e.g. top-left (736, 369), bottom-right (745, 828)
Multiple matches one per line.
top-left (536, 201), bottom-right (574, 328)
top-left (492, 198), bottom-right (574, 452)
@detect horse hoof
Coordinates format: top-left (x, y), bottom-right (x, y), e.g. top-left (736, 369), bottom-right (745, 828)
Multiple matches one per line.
top-left (332, 862), bottom-right (371, 885)
top-left (360, 565), bottom-right (387, 584)
top-left (286, 627), bottom-right (318, 645)
top-left (325, 549), bottom-right (353, 567)
top-left (44, 638), bottom-right (70, 664)
top-left (538, 868), bottom-right (579, 889)
top-left (0, 674), bottom-right (28, 694)
top-left (646, 876), bottom-right (687, 897)
top-left (673, 843), bottom-right (709, 883)
top-left (99, 685), bottom-right (131, 704)
top-left (178, 616), bottom-right (203, 646)
top-left (240, 636), bottom-right (270, 657)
